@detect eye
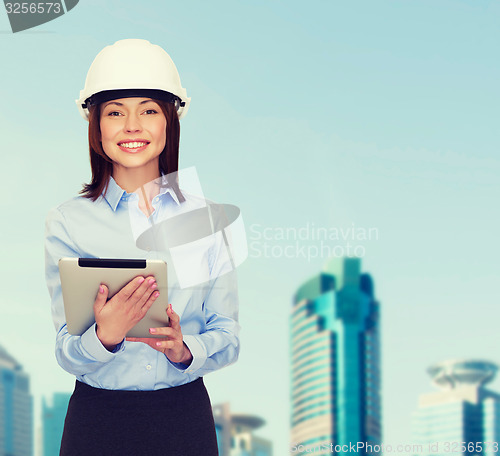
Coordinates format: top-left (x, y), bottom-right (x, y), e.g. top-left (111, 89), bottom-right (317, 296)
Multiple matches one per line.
top-left (106, 110), bottom-right (122, 117)
top-left (144, 109), bottom-right (158, 115)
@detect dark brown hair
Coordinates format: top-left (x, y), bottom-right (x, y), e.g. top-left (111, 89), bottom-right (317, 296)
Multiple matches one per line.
top-left (80, 99), bottom-right (181, 201)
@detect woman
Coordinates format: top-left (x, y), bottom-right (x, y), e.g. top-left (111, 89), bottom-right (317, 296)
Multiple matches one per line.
top-left (45, 39), bottom-right (239, 455)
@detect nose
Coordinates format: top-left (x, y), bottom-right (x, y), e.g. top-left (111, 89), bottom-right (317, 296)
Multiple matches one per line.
top-left (124, 113), bottom-right (142, 133)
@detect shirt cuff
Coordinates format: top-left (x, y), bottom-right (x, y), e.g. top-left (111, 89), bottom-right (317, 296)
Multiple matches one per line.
top-left (80, 323), bottom-right (125, 362)
top-left (168, 335), bottom-right (207, 374)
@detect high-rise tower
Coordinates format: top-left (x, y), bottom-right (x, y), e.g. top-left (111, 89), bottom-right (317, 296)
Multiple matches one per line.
top-left (0, 344), bottom-right (33, 456)
top-left (213, 403), bottom-right (272, 456)
top-left (42, 392), bottom-right (71, 456)
top-left (412, 359), bottom-right (500, 456)
top-left (290, 257), bottom-right (381, 455)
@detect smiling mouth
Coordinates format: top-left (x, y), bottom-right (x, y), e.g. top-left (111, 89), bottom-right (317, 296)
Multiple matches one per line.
top-left (118, 141), bottom-right (150, 149)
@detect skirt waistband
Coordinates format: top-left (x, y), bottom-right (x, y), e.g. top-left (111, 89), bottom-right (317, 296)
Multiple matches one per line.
top-left (73, 377), bottom-right (205, 401)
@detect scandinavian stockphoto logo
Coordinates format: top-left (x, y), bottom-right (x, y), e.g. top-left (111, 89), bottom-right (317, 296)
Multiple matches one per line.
top-left (3, 0), bottom-right (78, 33)
top-left (128, 167), bottom-right (248, 289)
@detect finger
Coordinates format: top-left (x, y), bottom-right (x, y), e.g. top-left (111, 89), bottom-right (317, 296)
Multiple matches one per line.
top-left (93, 284), bottom-right (109, 313)
top-left (149, 326), bottom-right (175, 338)
top-left (128, 276), bottom-right (157, 305)
top-left (131, 281), bottom-right (159, 313)
top-left (142, 290), bottom-right (160, 312)
top-left (167, 304), bottom-right (180, 329)
top-left (118, 276), bottom-right (146, 300)
top-left (155, 340), bottom-right (175, 350)
top-left (132, 290), bottom-right (159, 321)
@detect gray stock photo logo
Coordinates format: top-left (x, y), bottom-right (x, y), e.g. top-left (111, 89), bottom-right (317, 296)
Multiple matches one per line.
top-left (3, 0), bottom-right (79, 32)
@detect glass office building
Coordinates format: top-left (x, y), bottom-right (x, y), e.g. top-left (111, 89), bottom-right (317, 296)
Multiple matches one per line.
top-left (412, 360), bottom-right (500, 456)
top-left (213, 403), bottom-right (272, 456)
top-left (42, 392), bottom-right (71, 456)
top-left (290, 257), bottom-right (381, 455)
top-left (0, 344), bottom-right (33, 456)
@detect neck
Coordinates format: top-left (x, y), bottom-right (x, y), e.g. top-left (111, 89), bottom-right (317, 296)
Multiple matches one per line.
top-left (112, 162), bottom-right (161, 194)
top-left (112, 163), bottom-right (163, 217)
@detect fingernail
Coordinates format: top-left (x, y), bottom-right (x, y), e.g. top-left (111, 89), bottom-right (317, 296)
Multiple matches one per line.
top-left (154, 291), bottom-right (159, 298)
top-left (99, 285), bottom-right (104, 294)
top-left (169, 304), bottom-right (173, 311)
top-left (156, 342), bottom-right (161, 347)
top-left (151, 282), bottom-right (157, 289)
top-left (148, 278), bottom-right (155, 285)
top-left (138, 277), bottom-right (145, 284)
top-left (149, 328), bottom-right (156, 334)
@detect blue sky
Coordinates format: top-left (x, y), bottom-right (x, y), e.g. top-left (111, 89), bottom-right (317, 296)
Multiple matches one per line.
top-left (1, 1), bottom-right (499, 453)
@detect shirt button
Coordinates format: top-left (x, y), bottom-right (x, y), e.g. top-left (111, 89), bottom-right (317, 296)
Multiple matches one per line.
top-left (146, 364), bottom-right (152, 370)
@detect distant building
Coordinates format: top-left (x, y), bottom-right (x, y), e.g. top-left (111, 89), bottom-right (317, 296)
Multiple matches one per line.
top-left (412, 359), bottom-right (500, 456)
top-left (290, 257), bottom-right (381, 455)
top-left (42, 392), bottom-right (71, 456)
top-left (213, 403), bottom-right (272, 456)
top-left (0, 344), bottom-right (33, 456)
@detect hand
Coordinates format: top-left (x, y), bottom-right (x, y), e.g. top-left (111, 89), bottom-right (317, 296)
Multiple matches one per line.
top-left (94, 276), bottom-right (160, 351)
top-left (126, 304), bottom-right (193, 366)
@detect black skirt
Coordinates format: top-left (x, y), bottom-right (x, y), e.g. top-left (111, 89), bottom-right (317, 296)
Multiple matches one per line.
top-left (60, 378), bottom-right (218, 456)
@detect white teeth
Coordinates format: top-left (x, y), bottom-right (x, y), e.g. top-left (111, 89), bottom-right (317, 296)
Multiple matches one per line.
top-left (120, 142), bottom-right (147, 148)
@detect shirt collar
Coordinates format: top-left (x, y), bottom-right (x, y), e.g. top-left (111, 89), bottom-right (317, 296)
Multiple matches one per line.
top-left (103, 175), bottom-right (182, 211)
top-left (103, 176), bottom-right (126, 211)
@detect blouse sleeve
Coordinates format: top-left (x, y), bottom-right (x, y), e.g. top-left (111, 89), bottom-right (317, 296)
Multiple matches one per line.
top-left (45, 206), bottom-right (124, 377)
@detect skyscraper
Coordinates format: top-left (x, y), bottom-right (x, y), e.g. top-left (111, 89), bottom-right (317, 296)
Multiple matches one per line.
top-left (42, 392), bottom-right (71, 456)
top-left (290, 257), bottom-right (381, 455)
top-left (213, 403), bottom-right (273, 456)
top-left (0, 344), bottom-right (33, 456)
top-left (412, 359), bottom-right (500, 456)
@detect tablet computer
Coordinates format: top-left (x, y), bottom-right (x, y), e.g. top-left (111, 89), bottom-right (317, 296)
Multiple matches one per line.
top-left (59, 258), bottom-right (168, 338)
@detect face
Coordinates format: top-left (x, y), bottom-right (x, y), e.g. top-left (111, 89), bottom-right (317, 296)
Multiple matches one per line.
top-left (99, 97), bottom-right (167, 175)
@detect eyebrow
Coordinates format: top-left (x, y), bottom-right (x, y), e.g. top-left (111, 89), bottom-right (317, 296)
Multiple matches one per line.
top-left (103, 99), bottom-right (157, 108)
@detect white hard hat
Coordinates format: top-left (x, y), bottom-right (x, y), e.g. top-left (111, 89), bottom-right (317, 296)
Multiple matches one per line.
top-left (76, 39), bottom-right (190, 121)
